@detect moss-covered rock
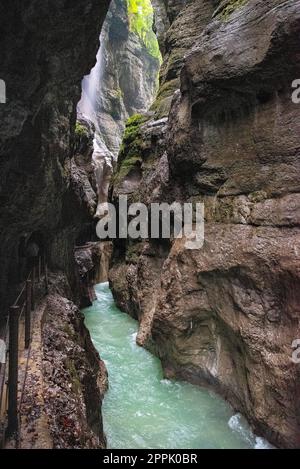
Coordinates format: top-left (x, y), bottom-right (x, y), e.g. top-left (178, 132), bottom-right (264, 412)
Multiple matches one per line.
top-left (126, 0), bottom-right (162, 60)
top-left (122, 113), bottom-right (147, 144)
top-left (150, 77), bottom-right (180, 118)
top-left (113, 113), bottom-right (148, 185)
top-left (114, 155), bottom-right (142, 185)
top-left (217, 0), bottom-right (248, 21)
top-left (75, 122), bottom-right (89, 138)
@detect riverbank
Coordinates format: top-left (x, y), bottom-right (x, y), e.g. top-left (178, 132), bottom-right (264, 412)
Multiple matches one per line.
top-left (83, 283), bottom-right (273, 449)
top-left (16, 273), bottom-right (107, 449)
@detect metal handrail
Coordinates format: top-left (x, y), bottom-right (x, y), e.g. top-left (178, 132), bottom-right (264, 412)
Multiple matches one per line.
top-left (0, 256), bottom-right (48, 447)
top-left (13, 283), bottom-right (26, 309)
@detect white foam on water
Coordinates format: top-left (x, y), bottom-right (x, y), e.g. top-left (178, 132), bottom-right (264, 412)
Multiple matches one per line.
top-left (228, 413), bottom-right (275, 449)
top-left (255, 437), bottom-right (275, 450)
top-left (228, 414), bottom-right (255, 446)
top-left (130, 332), bottom-right (137, 345)
top-left (160, 379), bottom-right (172, 386)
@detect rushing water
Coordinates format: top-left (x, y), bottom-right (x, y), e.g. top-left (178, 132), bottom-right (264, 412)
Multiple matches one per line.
top-left (83, 283), bottom-right (272, 449)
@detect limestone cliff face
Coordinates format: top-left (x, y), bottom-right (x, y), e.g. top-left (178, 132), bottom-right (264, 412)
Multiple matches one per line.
top-left (19, 274), bottom-right (108, 449)
top-left (0, 0), bottom-right (110, 317)
top-left (98, 0), bottom-right (160, 155)
top-left (0, 0), bottom-right (111, 448)
top-left (71, 116), bottom-right (112, 304)
top-left (78, 0), bottom-right (161, 217)
top-left (42, 282), bottom-right (108, 449)
top-left (109, 0), bottom-right (300, 448)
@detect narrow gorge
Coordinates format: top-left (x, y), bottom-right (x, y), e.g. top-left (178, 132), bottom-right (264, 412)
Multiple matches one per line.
top-left (0, 0), bottom-right (299, 452)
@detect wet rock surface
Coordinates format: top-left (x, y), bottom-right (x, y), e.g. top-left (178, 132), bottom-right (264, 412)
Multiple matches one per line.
top-left (0, 0), bottom-right (110, 317)
top-left (75, 241), bottom-right (112, 307)
top-left (79, 0), bottom-right (161, 157)
top-left (71, 115), bottom-right (98, 218)
top-left (78, 0), bottom-right (162, 218)
top-left (0, 2), bottom-right (113, 447)
top-left (42, 293), bottom-right (107, 448)
top-left (109, 0), bottom-right (300, 448)
top-left (16, 273), bottom-right (108, 449)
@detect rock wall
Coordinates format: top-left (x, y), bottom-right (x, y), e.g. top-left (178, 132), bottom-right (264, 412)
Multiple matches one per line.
top-left (78, 0), bottom-right (161, 217)
top-left (42, 286), bottom-right (108, 448)
top-left (19, 273), bottom-right (108, 449)
top-left (75, 240), bottom-right (112, 306)
top-left (109, 0), bottom-right (300, 448)
top-left (0, 0), bottom-right (110, 318)
top-left (71, 116), bottom-right (112, 305)
top-left (0, 0), bottom-right (111, 449)
top-left (95, 0), bottom-right (161, 156)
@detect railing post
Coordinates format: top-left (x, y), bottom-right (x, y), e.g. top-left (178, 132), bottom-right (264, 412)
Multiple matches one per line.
top-left (44, 263), bottom-right (49, 294)
top-left (42, 253), bottom-right (45, 276)
top-left (7, 305), bottom-right (19, 438)
top-left (38, 256), bottom-right (41, 282)
top-left (25, 280), bottom-right (32, 349)
top-left (31, 265), bottom-right (35, 311)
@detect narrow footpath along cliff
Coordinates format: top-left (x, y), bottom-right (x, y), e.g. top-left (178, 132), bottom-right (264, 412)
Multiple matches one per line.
top-left (109, 0), bottom-right (300, 448)
top-left (0, 0), bottom-right (111, 447)
top-left (18, 274), bottom-right (107, 449)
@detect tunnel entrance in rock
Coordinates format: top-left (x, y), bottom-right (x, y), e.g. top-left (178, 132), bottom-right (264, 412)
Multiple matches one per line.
top-left (18, 231), bottom-right (45, 282)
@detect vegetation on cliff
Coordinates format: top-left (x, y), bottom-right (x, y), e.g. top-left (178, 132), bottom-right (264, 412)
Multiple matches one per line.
top-left (127, 0), bottom-right (162, 60)
top-left (75, 122), bottom-right (89, 138)
top-left (113, 113), bottom-right (147, 184)
top-left (217, 0), bottom-right (248, 20)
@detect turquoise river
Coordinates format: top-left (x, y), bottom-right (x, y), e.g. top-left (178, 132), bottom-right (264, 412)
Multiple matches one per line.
top-left (83, 283), bottom-right (273, 449)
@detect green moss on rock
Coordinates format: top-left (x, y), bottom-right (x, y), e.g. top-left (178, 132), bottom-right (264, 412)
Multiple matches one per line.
top-left (114, 155), bottom-right (142, 184)
top-left (113, 114), bottom-right (147, 185)
top-left (127, 0), bottom-right (162, 61)
top-left (150, 78), bottom-right (180, 118)
top-left (122, 113), bottom-right (146, 142)
top-left (75, 122), bottom-right (89, 138)
top-left (218, 0), bottom-right (248, 20)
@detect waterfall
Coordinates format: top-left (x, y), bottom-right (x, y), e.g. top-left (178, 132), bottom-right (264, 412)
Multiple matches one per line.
top-left (77, 21), bottom-right (115, 218)
top-left (77, 0), bottom-right (161, 215)
top-left (78, 41), bottom-right (104, 130)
